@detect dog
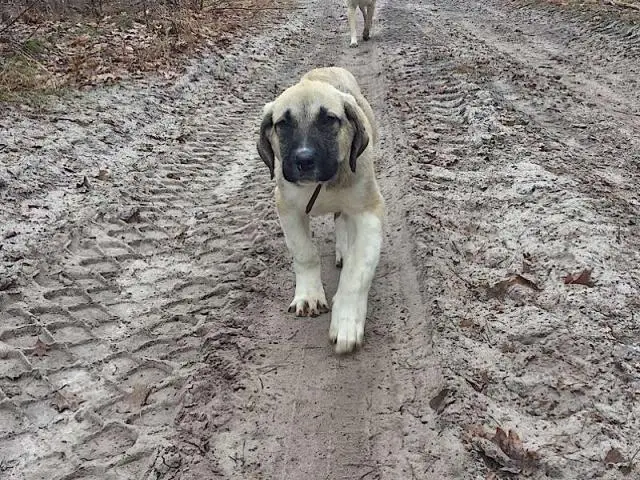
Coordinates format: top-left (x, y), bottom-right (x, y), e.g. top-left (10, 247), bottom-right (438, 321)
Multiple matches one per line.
top-left (346, 0), bottom-right (376, 47)
top-left (256, 66), bottom-right (385, 354)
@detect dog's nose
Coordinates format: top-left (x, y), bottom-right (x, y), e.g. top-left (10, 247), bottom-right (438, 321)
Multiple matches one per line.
top-left (294, 148), bottom-right (316, 172)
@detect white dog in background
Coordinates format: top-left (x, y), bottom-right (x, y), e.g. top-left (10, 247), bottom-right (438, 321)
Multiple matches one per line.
top-left (346, 0), bottom-right (377, 47)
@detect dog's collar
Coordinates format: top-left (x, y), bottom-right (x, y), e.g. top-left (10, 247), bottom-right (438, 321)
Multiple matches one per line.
top-left (305, 183), bottom-right (323, 214)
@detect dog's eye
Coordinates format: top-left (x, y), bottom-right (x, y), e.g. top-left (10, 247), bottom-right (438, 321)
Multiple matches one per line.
top-left (324, 113), bottom-right (341, 125)
top-left (274, 110), bottom-right (293, 130)
top-left (274, 118), bottom-right (290, 130)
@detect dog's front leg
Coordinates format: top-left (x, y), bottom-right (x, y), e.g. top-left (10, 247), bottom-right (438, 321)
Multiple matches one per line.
top-left (347, 5), bottom-right (359, 47)
top-left (277, 208), bottom-right (329, 317)
top-left (329, 210), bottom-right (383, 353)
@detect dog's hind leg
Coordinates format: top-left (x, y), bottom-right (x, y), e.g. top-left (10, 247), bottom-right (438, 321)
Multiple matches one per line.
top-left (334, 212), bottom-right (349, 268)
top-left (363, 3), bottom-right (375, 41)
top-left (278, 208), bottom-right (329, 317)
top-left (347, 4), bottom-right (359, 47)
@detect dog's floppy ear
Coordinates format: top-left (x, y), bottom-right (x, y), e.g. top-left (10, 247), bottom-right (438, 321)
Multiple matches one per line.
top-left (343, 98), bottom-right (369, 173)
top-left (257, 102), bottom-right (275, 180)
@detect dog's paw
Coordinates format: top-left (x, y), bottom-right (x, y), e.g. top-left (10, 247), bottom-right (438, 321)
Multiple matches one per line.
top-left (349, 40), bottom-right (358, 48)
top-left (363, 31), bottom-right (370, 41)
top-left (288, 294), bottom-right (329, 317)
top-left (329, 295), bottom-right (367, 353)
top-left (335, 247), bottom-right (344, 268)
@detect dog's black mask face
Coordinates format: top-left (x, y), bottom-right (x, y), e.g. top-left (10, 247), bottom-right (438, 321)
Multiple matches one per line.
top-left (276, 107), bottom-right (342, 184)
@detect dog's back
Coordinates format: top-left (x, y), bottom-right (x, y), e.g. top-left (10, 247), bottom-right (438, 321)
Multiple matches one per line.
top-left (302, 67), bottom-right (378, 145)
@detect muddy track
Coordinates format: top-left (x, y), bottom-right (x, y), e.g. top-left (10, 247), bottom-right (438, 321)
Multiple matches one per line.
top-left (387, 0), bottom-right (640, 478)
top-left (2, 0), bottom-right (640, 478)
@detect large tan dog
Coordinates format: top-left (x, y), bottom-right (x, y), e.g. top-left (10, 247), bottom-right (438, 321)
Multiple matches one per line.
top-left (256, 67), bottom-right (385, 354)
top-left (346, 0), bottom-right (376, 47)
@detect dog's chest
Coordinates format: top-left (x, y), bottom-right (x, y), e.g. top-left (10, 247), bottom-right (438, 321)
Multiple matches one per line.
top-left (279, 183), bottom-right (347, 216)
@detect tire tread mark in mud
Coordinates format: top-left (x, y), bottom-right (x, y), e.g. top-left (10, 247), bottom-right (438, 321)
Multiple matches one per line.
top-left (0, 8), bottom-right (310, 480)
top-left (382, 1), bottom-right (640, 478)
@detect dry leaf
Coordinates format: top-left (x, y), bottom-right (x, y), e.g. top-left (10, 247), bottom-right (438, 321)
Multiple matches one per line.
top-left (32, 338), bottom-right (51, 357)
top-left (487, 274), bottom-right (541, 299)
top-left (96, 169), bottom-right (111, 180)
top-left (563, 269), bottom-right (594, 286)
top-left (429, 387), bottom-right (454, 413)
top-left (511, 274), bottom-right (541, 291)
top-left (492, 426), bottom-right (511, 456)
top-left (473, 436), bottom-right (514, 468)
top-left (52, 390), bottom-right (80, 412)
top-left (460, 317), bottom-right (474, 328)
top-left (604, 447), bottom-right (625, 465)
top-left (128, 384), bottom-right (151, 409)
top-left (471, 426), bottom-right (540, 474)
top-left (505, 428), bottom-right (525, 460)
top-left (466, 371), bottom-right (489, 393)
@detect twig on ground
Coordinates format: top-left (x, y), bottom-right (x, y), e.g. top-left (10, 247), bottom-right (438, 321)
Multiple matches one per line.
top-left (358, 469), bottom-right (377, 480)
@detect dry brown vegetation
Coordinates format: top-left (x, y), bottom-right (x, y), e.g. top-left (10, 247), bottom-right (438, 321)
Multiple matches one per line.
top-left (0, 0), bottom-right (284, 101)
top-left (517, 0), bottom-right (640, 12)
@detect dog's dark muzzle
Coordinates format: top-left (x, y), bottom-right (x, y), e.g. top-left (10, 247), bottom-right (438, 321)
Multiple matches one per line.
top-left (294, 147), bottom-right (316, 174)
top-left (283, 146), bottom-right (337, 184)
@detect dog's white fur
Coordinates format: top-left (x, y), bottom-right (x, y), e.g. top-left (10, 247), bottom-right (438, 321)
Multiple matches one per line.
top-left (346, 0), bottom-right (377, 47)
top-left (257, 67), bottom-right (385, 354)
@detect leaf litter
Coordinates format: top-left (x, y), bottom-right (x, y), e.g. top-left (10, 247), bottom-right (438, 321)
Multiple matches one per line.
top-left (468, 425), bottom-right (541, 475)
top-left (563, 268), bottom-right (594, 286)
top-left (486, 273), bottom-right (542, 300)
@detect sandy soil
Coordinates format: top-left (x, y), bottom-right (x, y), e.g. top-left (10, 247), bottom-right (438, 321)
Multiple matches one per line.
top-left (1, 0), bottom-right (639, 478)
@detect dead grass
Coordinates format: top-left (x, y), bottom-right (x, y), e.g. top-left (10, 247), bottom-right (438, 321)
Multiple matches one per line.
top-left (0, 0), bottom-right (287, 102)
top-left (516, 0), bottom-right (640, 13)
top-left (0, 47), bottom-right (59, 103)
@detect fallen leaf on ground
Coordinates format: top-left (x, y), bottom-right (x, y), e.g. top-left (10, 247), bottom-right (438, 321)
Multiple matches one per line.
top-left (487, 274), bottom-right (541, 299)
top-left (52, 390), bottom-right (81, 412)
top-left (470, 426), bottom-right (540, 475)
top-left (95, 169), bottom-right (111, 180)
top-left (460, 317), bottom-right (474, 328)
top-left (563, 268), bottom-right (594, 286)
top-left (32, 338), bottom-right (51, 357)
top-left (127, 384), bottom-right (152, 410)
top-left (493, 427), bottom-right (525, 461)
top-left (429, 387), bottom-right (454, 413)
top-left (604, 447), bottom-right (625, 465)
top-left (465, 370), bottom-right (489, 393)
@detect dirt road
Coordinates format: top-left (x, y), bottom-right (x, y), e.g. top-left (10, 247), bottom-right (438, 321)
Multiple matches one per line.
top-left (1, 0), bottom-right (639, 478)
